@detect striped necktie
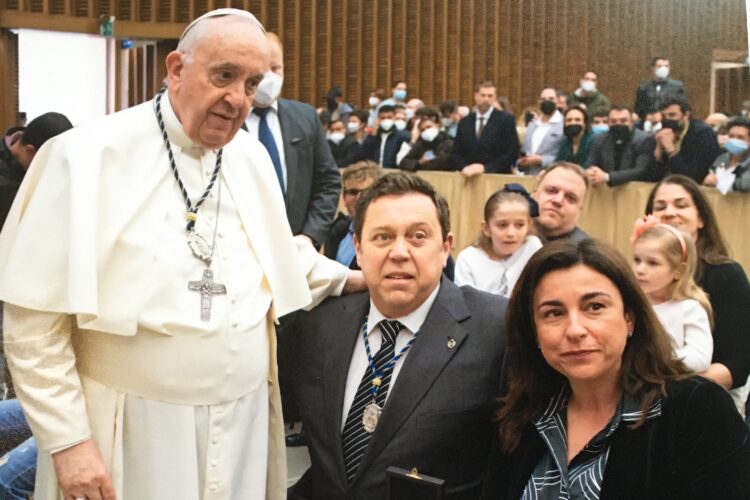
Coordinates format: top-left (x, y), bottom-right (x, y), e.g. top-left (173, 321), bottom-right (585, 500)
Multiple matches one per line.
top-left (341, 319), bottom-right (403, 483)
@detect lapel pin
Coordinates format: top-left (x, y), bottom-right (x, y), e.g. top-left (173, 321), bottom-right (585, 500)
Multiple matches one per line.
top-left (447, 337), bottom-right (456, 349)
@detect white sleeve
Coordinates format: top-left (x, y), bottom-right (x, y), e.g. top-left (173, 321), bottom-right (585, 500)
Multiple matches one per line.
top-left (294, 236), bottom-right (350, 311)
top-left (396, 142), bottom-right (412, 165)
top-left (453, 250), bottom-right (476, 288)
top-left (674, 301), bottom-right (714, 373)
top-left (3, 304), bottom-right (92, 451)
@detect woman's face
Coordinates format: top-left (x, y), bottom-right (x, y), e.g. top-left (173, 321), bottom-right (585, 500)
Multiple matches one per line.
top-left (650, 183), bottom-right (704, 241)
top-left (533, 264), bottom-right (633, 391)
top-left (564, 109), bottom-right (586, 126)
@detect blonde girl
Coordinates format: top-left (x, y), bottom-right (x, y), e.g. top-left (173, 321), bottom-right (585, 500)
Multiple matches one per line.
top-left (455, 184), bottom-right (542, 297)
top-left (631, 216), bottom-right (713, 372)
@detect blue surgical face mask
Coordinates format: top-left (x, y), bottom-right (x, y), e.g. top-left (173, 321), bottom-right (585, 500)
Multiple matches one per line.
top-left (393, 89), bottom-right (407, 101)
top-left (591, 124), bottom-right (609, 135)
top-left (725, 137), bottom-right (749, 156)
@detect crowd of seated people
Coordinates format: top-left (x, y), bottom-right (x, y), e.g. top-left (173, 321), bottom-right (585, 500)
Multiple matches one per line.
top-left (319, 55), bottom-right (750, 195)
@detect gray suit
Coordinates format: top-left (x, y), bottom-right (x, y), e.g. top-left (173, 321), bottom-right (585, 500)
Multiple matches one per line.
top-left (289, 277), bottom-right (507, 500)
top-left (277, 98), bottom-right (341, 246)
top-left (587, 128), bottom-right (655, 186)
top-left (522, 119), bottom-right (564, 175)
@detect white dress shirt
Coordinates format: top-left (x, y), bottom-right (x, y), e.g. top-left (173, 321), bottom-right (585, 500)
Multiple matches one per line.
top-left (245, 102), bottom-right (288, 188)
top-left (341, 284), bottom-right (440, 430)
top-left (475, 107), bottom-right (494, 136)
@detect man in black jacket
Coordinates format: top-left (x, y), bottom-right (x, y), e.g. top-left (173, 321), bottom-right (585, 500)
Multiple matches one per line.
top-left (634, 56), bottom-right (686, 119)
top-left (451, 81), bottom-right (519, 176)
top-left (587, 105), bottom-right (655, 187)
top-left (353, 105), bottom-right (409, 167)
top-left (650, 98), bottom-right (721, 183)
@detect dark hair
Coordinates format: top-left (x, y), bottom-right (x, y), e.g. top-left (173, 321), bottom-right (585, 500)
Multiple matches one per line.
top-left (659, 97), bottom-right (691, 114)
top-left (353, 172), bottom-right (450, 241)
top-left (726, 116), bottom-right (750, 135)
top-left (592, 106), bottom-right (610, 119)
top-left (378, 104), bottom-right (396, 115)
top-left (645, 174), bottom-right (731, 277)
top-left (563, 106), bottom-right (590, 133)
top-left (327, 119), bottom-right (344, 130)
top-left (20, 112), bottom-right (73, 150)
top-left (609, 104), bottom-right (633, 115)
top-left (496, 239), bottom-right (690, 452)
top-left (415, 106), bottom-right (441, 123)
top-left (651, 56), bottom-right (669, 66)
top-left (474, 81), bottom-right (496, 92)
top-left (439, 100), bottom-right (457, 116)
top-left (349, 110), bottom-right (368, 124)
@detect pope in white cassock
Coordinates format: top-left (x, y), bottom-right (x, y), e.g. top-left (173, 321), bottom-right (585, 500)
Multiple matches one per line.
top-left (0, 9), bottom-right (355, 500)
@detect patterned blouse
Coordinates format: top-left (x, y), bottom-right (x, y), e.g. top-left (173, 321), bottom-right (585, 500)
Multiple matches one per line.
top-left (522, 386), bottom-right (662, 500)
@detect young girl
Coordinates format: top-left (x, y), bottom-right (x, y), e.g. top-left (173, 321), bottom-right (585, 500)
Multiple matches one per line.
top-left (631, 216), bottom-right (714, 372)
top-left (454, 184), bottom-right (542, 297)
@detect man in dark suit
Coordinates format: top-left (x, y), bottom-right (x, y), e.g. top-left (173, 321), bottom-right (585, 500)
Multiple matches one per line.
top-left (634, 56), bottom-right (686, 119)
top-left (290, 172), bottom-right (507, 500)
top-left (353, 105), bottom-right (410, 167)
top-left (586, 105), bottom-right (655, 187)
top-left (246, 32), bottom-right (340, 248)
top-left (649, 97), bottom-right (721, 183)
top-left (451, 81), bottom-right (519, 176)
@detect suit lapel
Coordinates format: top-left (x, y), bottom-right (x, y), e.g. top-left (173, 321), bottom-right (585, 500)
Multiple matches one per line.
top-left (354, 279), bottom-right (471, 477)
top-left (276, 99), bottom-right (297, 203)
top-left (323, 293), bottom-right (370, 486)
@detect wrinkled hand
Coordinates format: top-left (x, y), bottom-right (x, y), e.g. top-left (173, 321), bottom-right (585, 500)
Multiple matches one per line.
top-left (460, 163), bottom-right (486, 177)
top-left (587, 166), bottom-right (609, 186)
top-left (53, 439), bottom-right (116, 500)
top-left (703, 172), bottom-right (718, 187)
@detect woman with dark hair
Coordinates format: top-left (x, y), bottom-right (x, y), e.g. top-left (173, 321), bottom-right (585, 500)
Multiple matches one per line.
top-left (646, 174), bottom-right (750, 411)
top-left (481, 239), bottom-right (750, 499)
top-left (555, 106), bottom-right (593, 166)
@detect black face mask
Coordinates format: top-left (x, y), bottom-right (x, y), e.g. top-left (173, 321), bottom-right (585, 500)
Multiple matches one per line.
top-left (564, 124), bottom-right (583, 138)
top-left (609, 124), bottom-right (631, 143)
top-left (661, 118), bottom-right (684, 133)
top-left (540, 100), bottom-right (557, 116)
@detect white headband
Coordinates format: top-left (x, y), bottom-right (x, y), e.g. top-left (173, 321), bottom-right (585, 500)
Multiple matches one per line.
top-left (179, 8), bottom-right (266, 44)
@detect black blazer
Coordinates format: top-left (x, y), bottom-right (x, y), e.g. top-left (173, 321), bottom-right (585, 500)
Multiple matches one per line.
top-left (329, 134), bottom-right (362, 168)
top-left (289, 278), bottom-right (507, 500)
top-left (451, 109), bottom-right (520, 173)
top-left (648, 119), bottom-right (721, 184)
top-left (634, 78), bottom-right (686, 118)
top-left (277, 98), bottom-right (341, 246)
top-left (355, 130), bottom-right (409, 167)
top-left (587, 128), bottom-right (655, 186)
top-left (480, 377), bottom-right (750, 499)
top-left (323, 213), bottom-right (360, 270)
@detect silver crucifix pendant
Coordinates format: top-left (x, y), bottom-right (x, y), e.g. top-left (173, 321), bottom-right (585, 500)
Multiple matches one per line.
top-left (188, 268), bottom-right (227, 321)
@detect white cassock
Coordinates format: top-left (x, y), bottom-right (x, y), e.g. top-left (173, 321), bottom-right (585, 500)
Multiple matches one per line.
top-left (0, 93), bottom-right (348, 500)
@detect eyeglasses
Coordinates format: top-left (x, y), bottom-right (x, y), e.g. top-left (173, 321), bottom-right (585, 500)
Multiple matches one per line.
top-left (343, 189), bottom-right (363, 197)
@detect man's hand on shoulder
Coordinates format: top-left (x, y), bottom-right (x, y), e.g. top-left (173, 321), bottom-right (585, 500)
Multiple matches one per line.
top-left (342, 270), bottom-right (367, 294)
top-left (53, 439), bottom-right (117, 500)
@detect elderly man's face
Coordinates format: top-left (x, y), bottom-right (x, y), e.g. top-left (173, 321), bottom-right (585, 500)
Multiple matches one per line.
top-left (167, 18), bottom-right (269, 149)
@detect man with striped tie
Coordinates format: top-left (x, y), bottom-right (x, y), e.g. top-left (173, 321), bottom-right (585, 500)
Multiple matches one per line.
top-left (289, 172), bottom-right (507, 500)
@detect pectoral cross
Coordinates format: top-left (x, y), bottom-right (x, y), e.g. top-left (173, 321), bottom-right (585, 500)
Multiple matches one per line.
top-left (188, 268), bottom-right (227, 321)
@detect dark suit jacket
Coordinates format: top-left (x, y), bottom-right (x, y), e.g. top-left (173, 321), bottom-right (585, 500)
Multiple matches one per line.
top-left (587, 128), bottom-right (655, 186)
top-left (451, 109), bottom-right (519, 173)
top-left (648, 119), bottom-right (721, 184)
top-left (323, 213), bottom-right (359, 270)
top-left (398, 132), bottom-right (455, 172)
top-left (354, 130), bottom-right (410, 167)
top-left (289, 278), bottom-right (507, 500)
top-left (277, 98), bottom-right (341, 246)
top-left (329, 134), bottom-right (361, 168)
top-left (634, 78), bottom-right (686, 118)
top-left (480, 377), bottom-right (750, 499)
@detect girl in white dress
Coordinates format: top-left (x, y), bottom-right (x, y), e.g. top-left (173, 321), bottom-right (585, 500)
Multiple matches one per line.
top-left (631, 216), bottom-right (714, 372)
top-left (454, 184), bottom-right (542, 297)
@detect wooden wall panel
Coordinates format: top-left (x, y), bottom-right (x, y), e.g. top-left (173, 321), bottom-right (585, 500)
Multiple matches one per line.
top-left (0, 0), bottom-right (747, 118)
